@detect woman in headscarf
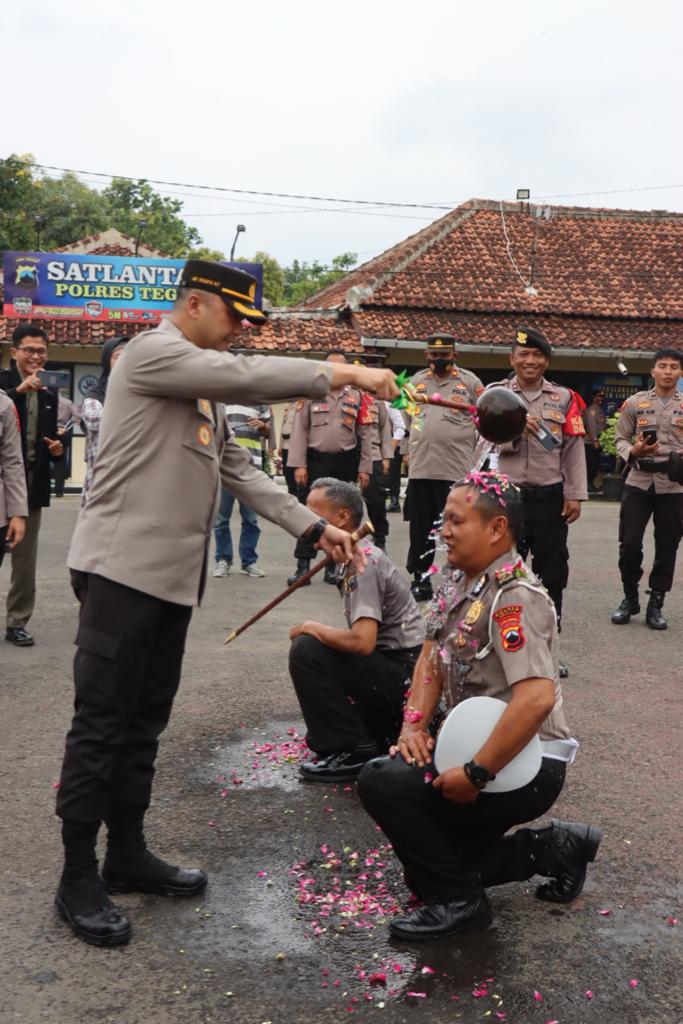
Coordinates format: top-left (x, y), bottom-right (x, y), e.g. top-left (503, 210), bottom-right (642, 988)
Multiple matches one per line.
top-left (80, 336), bottom-right (130, 506)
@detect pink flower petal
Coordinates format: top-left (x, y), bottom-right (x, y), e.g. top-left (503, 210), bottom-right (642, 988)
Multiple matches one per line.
top-left (666, 915), bottom-right (678, 926)
top-left (630, 979), bottom-right (639, 988)
top-left (420, 966), bottom-right (435, 976)
top-left (407, 991), bottom-right (426, 998)
top-left (597, 908), bottom-right (612, 916)
top-left (424, 773), bottom-right (433, 784)
top-left (533, 990), bottom-right (543, 1002)
top-left (585, 989), bottom-right (593, 999)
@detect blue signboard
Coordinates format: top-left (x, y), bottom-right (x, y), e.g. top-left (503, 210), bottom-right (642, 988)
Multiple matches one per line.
top-left (2, 252), bottom-right (263, 324)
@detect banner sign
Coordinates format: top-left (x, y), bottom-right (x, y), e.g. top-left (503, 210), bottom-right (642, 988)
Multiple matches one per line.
top-left (2, 252), bottom-right (263, 324)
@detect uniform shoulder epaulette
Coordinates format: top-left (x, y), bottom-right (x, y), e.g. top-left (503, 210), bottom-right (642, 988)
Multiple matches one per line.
top-left (494, 558), bottom-right (532, 588)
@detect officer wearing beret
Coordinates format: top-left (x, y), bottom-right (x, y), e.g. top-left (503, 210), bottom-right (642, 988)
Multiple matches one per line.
top-left (55, 260), bottom-right (398, 947)
top-left (611, 348), bottom-right (683, 629)
top-left (358, 472), bottom-right (600, 942)
top-left (404, 335), bottom-right (484, 601)
top-left (287, 351), bottom-right (374, 584)
top-left (489, 328), bottom-right (587, 677)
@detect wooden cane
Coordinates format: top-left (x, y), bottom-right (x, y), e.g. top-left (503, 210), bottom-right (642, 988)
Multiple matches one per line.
top-left (223, 521), bottom-right (375, 645)
top-left (405, 383), bottom-right (471, 414)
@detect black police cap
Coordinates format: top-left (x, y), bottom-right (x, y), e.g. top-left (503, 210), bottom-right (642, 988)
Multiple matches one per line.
top-left (513, 326), bottom-right (552, 358)
top-left (179, 259), bottom-right (266, 324)
top-left (425, 333), bottom-right (456, 351)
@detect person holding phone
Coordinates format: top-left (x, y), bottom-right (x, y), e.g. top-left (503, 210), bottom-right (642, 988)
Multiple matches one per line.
top-left (0, 390), bottom-right (28, 568)
top-left (0, 325), bottom-right (63, 646)
top-left (611, 348), bottom-right (683, 629)
top-left (487, 328), bottom-right (587, 678)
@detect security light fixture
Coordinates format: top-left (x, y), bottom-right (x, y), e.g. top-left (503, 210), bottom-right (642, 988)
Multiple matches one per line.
top-left (516, 189), bottom-right (531, 200)
top-left (230, 224), bottom-right (246, 261)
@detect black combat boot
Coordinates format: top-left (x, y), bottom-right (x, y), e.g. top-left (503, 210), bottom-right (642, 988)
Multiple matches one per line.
top-left (410, 574), bottom-right (433, 602)
top-left (323, 564), bottom-right (338, 585)
top-left (645, 589), bottom-right (667, 630)
top-left (287, 559), bottom-right (311, 587)
top-left (102, 812), bottom-right (207, 897)
top-left (611, 590), bottom-right (640, 624)
top-left (534, 819), bottom-right (602, 903)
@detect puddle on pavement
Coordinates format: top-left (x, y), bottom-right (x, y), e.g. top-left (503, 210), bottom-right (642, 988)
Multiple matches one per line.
top-left (203, 720), bottom-right (312, 793)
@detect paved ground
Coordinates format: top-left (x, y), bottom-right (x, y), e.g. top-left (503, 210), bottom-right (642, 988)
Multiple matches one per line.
top-left (1, 495), bottom-right (681, 1024)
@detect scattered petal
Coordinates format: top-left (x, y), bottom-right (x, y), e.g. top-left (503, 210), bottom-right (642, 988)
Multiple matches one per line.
top-left (666, 916), bottom-right (678, 926)
top-left (630, 979), bottom-right (639, 988)
top-left (597, 908), bottom-right (612, 916)
top-left (420, 965), bottom-right (435, 976)
top-left (424, 773), bottom-right (434, 784)
top-left (406, 991), bottom-right (426, 998)
top-left (533, 990), bottom-right (543, 1002)
top-left (585, 989), bottom-right (593, 999)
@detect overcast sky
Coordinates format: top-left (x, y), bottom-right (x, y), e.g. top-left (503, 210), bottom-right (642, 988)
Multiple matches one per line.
top-left (4, 0), bottom-right (682, 266)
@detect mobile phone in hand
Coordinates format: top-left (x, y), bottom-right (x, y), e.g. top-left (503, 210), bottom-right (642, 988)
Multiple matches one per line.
top-left (642, 429), bottom-right (657, 445)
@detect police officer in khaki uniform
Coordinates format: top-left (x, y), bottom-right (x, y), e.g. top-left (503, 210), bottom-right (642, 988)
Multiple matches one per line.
top-left (582, 388), bottom-right (606, 492)
top-left (278, 401), bottom-right (298, 495)
top-left (405, 335), bottom-right (484, 600)
top-left (289, 477), bottom-right (425, 781)
top-left (358, 473), bottom-right (600, 942)
top-left (611, 348), bottom-right (683, 629)
top-left (491, 327), bottom-right (587, 677)
top-left (55, 260), bottom-right (398, 948)
top-left (287, 351), bottom-right (374, 584)
top-left (0, 391), bottom-right (28, 567)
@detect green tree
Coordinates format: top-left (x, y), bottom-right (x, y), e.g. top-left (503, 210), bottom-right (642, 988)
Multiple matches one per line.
top-left (238, 251), bottom-right (286, 307)
top-left (282, 252), bottom-right (357, 306)
top-left (102, 178), bottom-right (201, 257)
top-left (187, 245), bottom-right (227, 262)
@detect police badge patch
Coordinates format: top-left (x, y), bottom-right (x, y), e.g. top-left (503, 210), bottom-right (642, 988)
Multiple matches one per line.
top-left (493, 605), bottom-right (525, 652)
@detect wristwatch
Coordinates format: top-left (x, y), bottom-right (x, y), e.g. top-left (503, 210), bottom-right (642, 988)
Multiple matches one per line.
top-left (463, 760), bottom-right (496, 790)
top-left (305, 518), bottom-right (328, 543)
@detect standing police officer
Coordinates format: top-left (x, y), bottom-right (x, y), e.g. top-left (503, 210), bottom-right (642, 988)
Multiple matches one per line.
top-left (55, 261), bottom-right (398, 947)
top-left (611, 348), bottom-right (683, 629)
top-left (287, 351), bottom-right (373, 584)
top-left (491, 328), bottom-right (587, 678)
top-left (405, 335), bottom-right (483, 601)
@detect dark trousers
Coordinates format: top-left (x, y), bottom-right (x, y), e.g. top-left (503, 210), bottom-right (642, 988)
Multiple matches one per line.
top-left (0, 524), bottom-right (6, 569)
top-left (518, 487), bottom-right (568, 621)
top-left (289, 634), bottom-right (415, 754)
top-left (405, 478), bottom-right (453, 576)
top-left (294, 448), bottom-right (359, 560)
top-left (618, 484), bottom-right (683, 593)
top-left (388, 448), bottom-right (403, 502)
top-left (281, 448), bottom-right (297, 496)
top-left (358, 754), bottom-right (566, 902)
top-left (363, 460), bottom-right (390, 546)
top-left (57, 572), bottom-right (193, 824)
top-left (584, 444), bottom-right (601, 490)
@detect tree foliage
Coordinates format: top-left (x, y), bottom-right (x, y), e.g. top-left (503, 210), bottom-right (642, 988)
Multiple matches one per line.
top-left (283, 252), bottom-right (357, 306)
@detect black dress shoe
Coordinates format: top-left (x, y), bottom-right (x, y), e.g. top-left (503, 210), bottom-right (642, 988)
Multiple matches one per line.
top-left (389, 893), bottom-right (492, 941)
top-left (387, 501), bottom-right (401, 513)
top-left (645, 590), bottom-right (667, 630)
top-left (299, 748), bottom-right (378, 783)
top-left (323, 566), bottom-right (338, 585)
top-left (5, 627), bottom-right (35, 647)
top-left (287, 559), bottom-right (311, 587)
top-left (611, 594), bottom-right (640, 624)
top-left (55, 878), bottom-right (131, 947)
top-left (102, 852), bottom-right (208, 896)
top-left (558, 661), bottom-right (569, 679)
top-left (410, 577), bottom-right (433, 602)
top-left (536, 819), bottom-right (602, 904)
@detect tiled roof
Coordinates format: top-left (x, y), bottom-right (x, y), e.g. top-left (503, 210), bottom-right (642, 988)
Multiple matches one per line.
top-left (55, 228), bottom-right (168, 258)
top-left (303, 199), bottom-right (683, 322)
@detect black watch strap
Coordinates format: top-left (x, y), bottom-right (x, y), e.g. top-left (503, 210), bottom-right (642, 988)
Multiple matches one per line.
top-left (463, 760), bottom-right (496, 789)
top-left (306, 518), bottom-right (328, 543)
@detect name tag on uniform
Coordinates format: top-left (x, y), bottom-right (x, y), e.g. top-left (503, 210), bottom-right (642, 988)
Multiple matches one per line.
top-left (637, 401), bottom-right (652, 409)
top-left (312, 403), bottom-right (329, 413)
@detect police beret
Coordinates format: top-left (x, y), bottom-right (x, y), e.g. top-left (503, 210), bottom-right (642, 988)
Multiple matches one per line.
top-left (513, 326), bottom-right (552, 358)
top-left (179, 259), bottom-right (266, 324)
top-left (425, 334), bottom-right (456, 351)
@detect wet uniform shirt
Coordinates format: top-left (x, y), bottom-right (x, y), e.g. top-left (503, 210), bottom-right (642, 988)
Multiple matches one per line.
top-left (287, 385), bottom-right (373, 474)
top-left (424, 551), bottom-right (570, 742)
top-left (407, 367), bottom-right (484, 480)
top-left (338, 542), bottom-right (426, 651)
top-left (616, 388), bottom-right (683, 495)
top-left (491, 377), bottom-right (587, 500)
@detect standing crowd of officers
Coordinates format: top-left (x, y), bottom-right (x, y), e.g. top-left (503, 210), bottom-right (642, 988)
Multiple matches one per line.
top-left (0, 256), bottom-right (681, 952)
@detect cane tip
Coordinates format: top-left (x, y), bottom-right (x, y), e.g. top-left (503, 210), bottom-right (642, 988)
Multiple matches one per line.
top-left (223, 632), bottom-right (237, 646)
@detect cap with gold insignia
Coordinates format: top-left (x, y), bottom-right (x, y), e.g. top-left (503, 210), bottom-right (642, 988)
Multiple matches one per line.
top-left (513, 326), bottom-right (552, 358)
top-left (178, 259), bottom-right (266, 324)
top-left (425, 333), bottom-right (456, 352)
top-left (352, 351), bottom-right (386, 366)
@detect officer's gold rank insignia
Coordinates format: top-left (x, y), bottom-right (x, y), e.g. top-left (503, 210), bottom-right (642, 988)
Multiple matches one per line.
top-left (464, 600), bottom-right (484, 626)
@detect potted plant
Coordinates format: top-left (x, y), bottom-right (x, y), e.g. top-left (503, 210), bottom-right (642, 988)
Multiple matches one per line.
top-left (598, 413), bottom-right (627, 501)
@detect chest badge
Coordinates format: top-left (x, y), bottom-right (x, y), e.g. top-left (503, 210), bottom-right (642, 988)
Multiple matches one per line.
top-left (197, 424), bottom-right (213, 447)
top-left (464, 599), bottom-right (484, 626)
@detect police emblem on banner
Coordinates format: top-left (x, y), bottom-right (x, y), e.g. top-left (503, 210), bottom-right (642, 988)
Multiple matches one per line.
top-left (493, 605), bottom-right (526, 652)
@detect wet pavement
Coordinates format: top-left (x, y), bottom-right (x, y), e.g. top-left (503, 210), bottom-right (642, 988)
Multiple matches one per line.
top-left (1, 496), bottom-right (681, 1023)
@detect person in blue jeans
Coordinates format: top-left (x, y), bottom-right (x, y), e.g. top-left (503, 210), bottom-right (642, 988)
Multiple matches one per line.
top-left (213, 489), bottom-right (265, 578)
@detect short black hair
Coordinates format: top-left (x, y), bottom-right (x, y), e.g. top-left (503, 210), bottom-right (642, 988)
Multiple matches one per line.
top-left (324, 350), bottom-right (348, 361)
top-left (452, 472), bottom-right (524, 544)
top-left (12, 324), bottom-right (48, 346)
top-left (309, 476), bottom-right (363, 528)
top-left (652, 348), bottom-right (683, 368)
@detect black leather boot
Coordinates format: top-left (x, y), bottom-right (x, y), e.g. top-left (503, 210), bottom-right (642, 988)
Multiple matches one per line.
top-left (323, 564), bottom-right (338, 585)
top-left (611, 591), bottom-right (640, 624)
top-left (287, 559), bottom-right (311, 587)
top-left (103, 812), bottom-right (207, 897)
top-left (389, 890), bottom-right (492, 941)
top-left (534, 819), bottom-right (602, 903)
top-left (645, 590), bottom-right (667, 630)
top-left (410, 574), bottom-right (433, 602)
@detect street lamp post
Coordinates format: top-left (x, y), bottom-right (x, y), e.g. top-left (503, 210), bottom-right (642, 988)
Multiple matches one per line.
top-left (34, 215), bottom-right (47, 250)
top-left (230, 224), bottom-right (246, 261)
top-left (134, 219), bottom-right (148, 257)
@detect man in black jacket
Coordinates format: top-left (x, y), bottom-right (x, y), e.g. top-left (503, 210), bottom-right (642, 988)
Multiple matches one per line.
top-left (0, 325), bottom-right (63, 646)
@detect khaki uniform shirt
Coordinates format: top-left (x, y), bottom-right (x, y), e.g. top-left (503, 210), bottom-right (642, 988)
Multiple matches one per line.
top-left (339, 542), bottom-right (426, 650)
top-left (616, 388), bottom-right (683, 495)
top-left (287, 386), bottom-right (373, 474)
top-left (582, 404), bottom-right (606, 444)
top-left (425, 551), bottom-right (570, 742)
top-left (492, 377), bottom-right (587, 500)
top-left (407, 366), bottom-right (484, 480)
top-left (0, 391), bottom-right (28, 529)
top-left (279, 402), bottom-right (297, 452)
top-left (68, 319), bottom-right (334, 606)
top-left (369, 399), bottom-right (394, 462)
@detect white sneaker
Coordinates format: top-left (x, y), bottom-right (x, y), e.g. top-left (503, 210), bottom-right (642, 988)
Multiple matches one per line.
top-left (213, 560), bottom-right (231, 578)
top-left (241, 563), bottom-right (266, 578)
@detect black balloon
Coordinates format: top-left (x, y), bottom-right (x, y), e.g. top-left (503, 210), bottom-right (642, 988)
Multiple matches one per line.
top-left (476, 387), bottom-right (527, 444)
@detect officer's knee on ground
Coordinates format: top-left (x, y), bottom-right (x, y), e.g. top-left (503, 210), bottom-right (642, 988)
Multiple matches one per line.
top-left (358, 754), bottom-right (408, 811)
top-left (289, 633), bottom-right (324, 672)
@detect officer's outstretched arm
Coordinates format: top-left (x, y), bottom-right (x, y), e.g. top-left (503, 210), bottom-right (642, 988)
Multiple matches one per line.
top-left (390, 640), bottom-right (443, 767)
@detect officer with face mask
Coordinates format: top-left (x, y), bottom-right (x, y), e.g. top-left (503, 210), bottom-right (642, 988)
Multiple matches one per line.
top-left (404, 335), bottom-right (484, 601)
